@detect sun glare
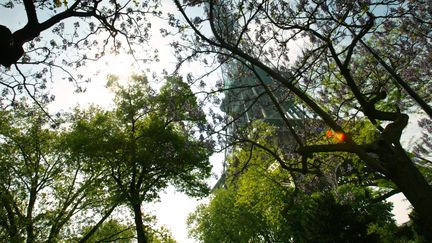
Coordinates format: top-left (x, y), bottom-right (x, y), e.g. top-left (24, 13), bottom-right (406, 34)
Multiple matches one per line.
top-left (95, 54), bottom-right (140, 80)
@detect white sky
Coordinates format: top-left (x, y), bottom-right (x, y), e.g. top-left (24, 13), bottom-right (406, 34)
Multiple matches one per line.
top-left (0, 1), bottom-right (416, 242)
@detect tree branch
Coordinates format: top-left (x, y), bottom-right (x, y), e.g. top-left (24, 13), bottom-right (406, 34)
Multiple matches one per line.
top-left (78, 202), bottom-right (119, 243)
top-left (297, 144), bottom-right (355, 154)
top-left (359, 38), bottom-right (432, 119)
top-left (371, 189), bottom-right (400, 203)
top-left (23, 0), bottom-right (38, 25)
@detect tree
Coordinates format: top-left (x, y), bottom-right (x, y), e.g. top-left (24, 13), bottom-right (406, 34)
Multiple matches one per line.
top-left (68, 75), bottom-right (212, 243)
top-left (0, 102), bottom-right (114, 242)
top-left (174, 0), bottom-right (432, 238)
top-left (188, 121), bottom-right (398, 243)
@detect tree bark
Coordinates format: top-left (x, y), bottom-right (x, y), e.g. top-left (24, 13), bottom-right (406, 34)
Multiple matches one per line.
top-left (25, 185), bottom-right (38, 243)
top-left (132, 202), bottom-right (147, 243)
top-left (0, 25), bottom-right (24, 67)
top-left (381, 145), bottom-right (432, 240)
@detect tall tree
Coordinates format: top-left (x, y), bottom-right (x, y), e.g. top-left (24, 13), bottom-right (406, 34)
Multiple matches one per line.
top-left (68, 75), bottom-right (212, 243)
top-left (0, 102), bottom-right (113, 242)
top-left (174, 0), bottom-right (432, 238)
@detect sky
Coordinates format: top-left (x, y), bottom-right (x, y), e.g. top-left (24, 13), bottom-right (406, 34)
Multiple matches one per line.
top-left (0, 1), bottom-right (415, 242)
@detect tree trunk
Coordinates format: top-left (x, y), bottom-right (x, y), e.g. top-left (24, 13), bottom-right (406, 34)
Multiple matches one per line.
top-left (1, 192), bottom-right (21, 242)
top-left (0, 25), bottom-right (25, 67)
top-left (132, 203), bottom-right (147, 243)
top-left (382, 147), bottom-right (432, 240)
top-left (26, 187), bottom-right (37, 243)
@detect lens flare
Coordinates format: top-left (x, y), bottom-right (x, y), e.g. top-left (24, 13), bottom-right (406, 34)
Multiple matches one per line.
top-left (326, 129), bottom-right (345, 143)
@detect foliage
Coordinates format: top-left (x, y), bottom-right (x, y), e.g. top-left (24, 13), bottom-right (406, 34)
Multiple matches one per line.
top-left (188, 121), bottom-right (397, 243)
top-left (286, 186), bottom-right (396, 243)
top-left (0, 74), bottom-right (211, 242)
top-left (80, 218), bottom-right (177, 243)
top-left (1, 0), bottom-right (431, 241)
top-left (0, 102), bottom-right (112, 242)
top-left (146, 224), bottom-right (177, 243)
top-left (68, 74), bottom-right (212, 242)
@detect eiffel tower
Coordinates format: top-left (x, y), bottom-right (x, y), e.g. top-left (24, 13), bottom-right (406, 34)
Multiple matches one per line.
top-left (210, 1), bottom-right (310, 190)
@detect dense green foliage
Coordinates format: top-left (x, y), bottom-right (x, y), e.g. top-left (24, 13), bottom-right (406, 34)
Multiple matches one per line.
top-left (0, 75), bottom-right (211, 242)
top-left (0, 104), bottom-right (111, 242)
top-left (67, 75), bottom-right (211, 242)
top-left (188, 122), bottom-right (399, 243)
